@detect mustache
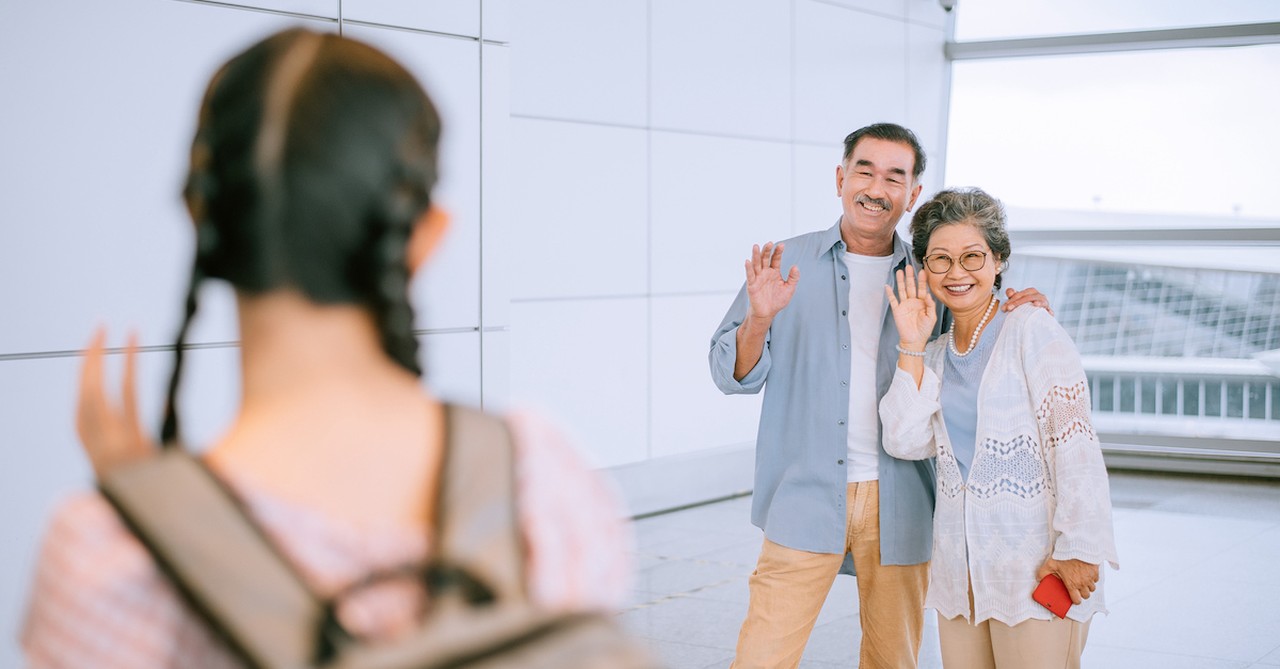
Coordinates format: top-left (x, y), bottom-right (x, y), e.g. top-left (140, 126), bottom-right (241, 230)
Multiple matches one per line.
top-left (855, 194), bottom-right (892, 211)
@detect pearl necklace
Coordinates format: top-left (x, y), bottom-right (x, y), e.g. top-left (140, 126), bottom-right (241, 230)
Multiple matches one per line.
top-left (948, 295), bottom-right (998, 357)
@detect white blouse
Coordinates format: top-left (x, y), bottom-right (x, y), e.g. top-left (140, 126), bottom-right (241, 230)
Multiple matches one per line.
top-left (879, 306), bottom-right (1119, 625)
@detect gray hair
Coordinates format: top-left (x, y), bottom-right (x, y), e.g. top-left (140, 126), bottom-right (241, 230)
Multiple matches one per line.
top-left (909, 187), bottom-right (1012, 289)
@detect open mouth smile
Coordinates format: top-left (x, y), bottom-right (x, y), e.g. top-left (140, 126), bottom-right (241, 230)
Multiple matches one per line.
top-left (855, 195), bottom-right (891, 214)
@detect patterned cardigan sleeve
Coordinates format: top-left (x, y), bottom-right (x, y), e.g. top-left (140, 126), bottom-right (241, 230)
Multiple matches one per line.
top-left (879, 362), bottom-right (945, 461)
top-left (1020, 309), bottom-right (1119, 570)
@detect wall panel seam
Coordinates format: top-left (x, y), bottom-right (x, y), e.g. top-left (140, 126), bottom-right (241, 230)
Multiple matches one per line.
top-left (0, 327), bottom-right (485, 362)
top-left (645, 0), bottom-right (654, 460)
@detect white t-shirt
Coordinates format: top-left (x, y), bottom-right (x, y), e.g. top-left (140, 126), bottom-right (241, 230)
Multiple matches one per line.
top-left (844, 251), bottom-right (894, 483)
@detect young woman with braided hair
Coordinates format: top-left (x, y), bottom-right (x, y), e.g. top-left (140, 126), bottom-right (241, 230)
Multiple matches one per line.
top-left (22, 28), bottom-right (631, 668)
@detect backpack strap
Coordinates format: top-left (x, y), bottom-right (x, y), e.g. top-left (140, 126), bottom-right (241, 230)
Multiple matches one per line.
top-left (98, 449), bottom-right (329, 669)
top-left (432, 404), bottom-right (526, 604)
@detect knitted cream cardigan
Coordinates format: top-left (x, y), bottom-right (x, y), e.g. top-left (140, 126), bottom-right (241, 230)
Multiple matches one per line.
top-left (880, 306), bottom-right (1119, 625)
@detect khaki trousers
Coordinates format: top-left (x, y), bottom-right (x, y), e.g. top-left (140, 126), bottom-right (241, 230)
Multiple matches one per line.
top-left (937, 612), bottom-right (1090, 669)
top-left (731, 481), bottom-right (930, 669)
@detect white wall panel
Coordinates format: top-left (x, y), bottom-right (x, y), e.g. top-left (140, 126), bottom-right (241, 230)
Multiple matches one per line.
top-left (650, 295), bottom-right (764, 458)
top-left (907, 0), bottom-right (951, 30)
top-left (794, 1), bottom-right (908, 144)
top-left (482, 44), bottom-right (512, 326)
top-left (510, 118), bottom-right (649, 299)
top-left (819, 0), bottom-right (907, 19)
top-left (345, 27), bottom-right (482, 332)
top-left (650, 0), bottom-right (790, 139)
top-left (509, 299), bottom-right (648, 468)
top-left (649, 132), bottom-right (792, 294)
top-left (203, 0), bottom-right (337, 18)
top-left (342, 0), bottom-right (479, 37)
top-left (907, 23), bottom-right (949, 199)
top-left (510, 0), bottom-right (647, 126)
top-left (0, 2), bottom-right (325, 355)
top-left (793, 143), bottom-right (845, 236)
top-left (482, 329), bottom-right (511, 411)
top-left (483, 0), bottom-right (513, 43)
top-left (421, 330), bottom-right (483, 406)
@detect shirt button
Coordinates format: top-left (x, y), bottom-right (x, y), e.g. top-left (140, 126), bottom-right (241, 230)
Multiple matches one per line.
top-left (841, 381), bottom-right (848, 387)
top-left (838, 459), bottom-right (845, 465)
top-left (837, 419), bottom-right (845, 426)
top-left (841, 274), bottom-right (847, 280)
top-left (842, 310), bottom-right (847, 316)
top-left (842, 345), bottom-right (849, 350)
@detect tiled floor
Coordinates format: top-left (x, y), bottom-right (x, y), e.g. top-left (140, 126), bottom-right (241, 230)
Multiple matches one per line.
top-left (620, 470), bottom-right (1280, 668)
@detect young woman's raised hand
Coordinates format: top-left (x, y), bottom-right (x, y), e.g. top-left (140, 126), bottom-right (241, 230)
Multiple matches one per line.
top-left (884, 265), bottom-right (936, 351)
top-left (76, 328), bottom-right (155, 478)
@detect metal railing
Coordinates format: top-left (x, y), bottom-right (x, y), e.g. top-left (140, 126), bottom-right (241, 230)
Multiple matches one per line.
top-left (1003, 248), bottom-right (1280, 476)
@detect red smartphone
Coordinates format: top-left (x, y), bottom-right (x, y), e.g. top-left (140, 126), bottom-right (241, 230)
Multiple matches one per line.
top-left (1032, 573), bottom-right (1072, 619)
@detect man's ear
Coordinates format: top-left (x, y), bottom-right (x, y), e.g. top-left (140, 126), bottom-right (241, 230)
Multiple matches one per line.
top-left (835, 164), bottom-right (845, 197)
top-left (906, 182), bottom-right (923, 212)
top-left (406, 205), bottom-right (451, 274)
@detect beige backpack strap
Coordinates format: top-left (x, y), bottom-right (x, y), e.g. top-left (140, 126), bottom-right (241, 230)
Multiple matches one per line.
top-left (98, 449), bottom-right (330, 669)
top-left (434, 404), bottom-right (525, 603)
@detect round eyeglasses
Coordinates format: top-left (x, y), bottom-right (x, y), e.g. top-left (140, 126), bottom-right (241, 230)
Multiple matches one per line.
top-left (923, 251), bottom-right (988, 274)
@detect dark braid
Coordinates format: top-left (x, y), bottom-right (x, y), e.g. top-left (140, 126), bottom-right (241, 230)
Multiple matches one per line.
top-left (160, 262), bottom-right (204, 446)
top-left (368, 219), bottom-right (422, 377)
top-left (359, 154), bottom-right (434, 377)
top-left (163, 126), bottom-right (221, 446)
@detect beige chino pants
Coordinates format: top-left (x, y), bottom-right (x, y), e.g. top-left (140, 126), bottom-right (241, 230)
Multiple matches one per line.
top-left (731, 481), bottom-right (929, 669)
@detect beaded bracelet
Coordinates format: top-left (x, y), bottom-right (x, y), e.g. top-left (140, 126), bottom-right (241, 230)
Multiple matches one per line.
top-left (895, 344), bottom-right (926, 357)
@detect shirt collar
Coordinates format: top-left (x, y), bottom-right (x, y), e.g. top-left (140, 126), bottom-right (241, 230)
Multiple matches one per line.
top-left (820, 218), bottom-right (844, 255)
top-left (825, 217), bottom-right (912, 270)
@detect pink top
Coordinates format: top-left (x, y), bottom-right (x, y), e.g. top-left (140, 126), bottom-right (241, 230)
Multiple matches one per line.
top-left (21, 411), bottom-right (633, 669)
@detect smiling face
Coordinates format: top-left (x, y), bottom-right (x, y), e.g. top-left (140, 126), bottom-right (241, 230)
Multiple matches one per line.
top-left (922, 221), bottom-right (1001, 317)
top-left (835, 137), bottom-right (923, 254)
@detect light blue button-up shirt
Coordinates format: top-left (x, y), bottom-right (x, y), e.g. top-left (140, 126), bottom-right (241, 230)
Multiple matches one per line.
top-left (710, 220), bottom-right (941, 570)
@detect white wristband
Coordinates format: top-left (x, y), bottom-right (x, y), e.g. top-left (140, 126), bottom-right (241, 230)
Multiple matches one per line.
top-left (895, 343), bottom-right (926, 357)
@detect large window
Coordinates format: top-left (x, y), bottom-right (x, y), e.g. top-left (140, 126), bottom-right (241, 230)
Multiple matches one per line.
top-left (944, 7), bottom-right (1280, 470)
top-left (945, 45), bottom-right (1280, 219)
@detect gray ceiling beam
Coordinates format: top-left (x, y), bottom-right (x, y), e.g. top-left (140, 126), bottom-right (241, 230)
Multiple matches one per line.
top-left (1008, 227), bottom-right (1280, 245)
top-left (947, 21), bottom-right (1280, 60)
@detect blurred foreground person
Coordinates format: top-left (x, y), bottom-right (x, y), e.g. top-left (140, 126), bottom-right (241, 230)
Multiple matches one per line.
top-left (22, 28), bottom-right (633, 669)
top-left (881, 187), bottom-right (1118, 669)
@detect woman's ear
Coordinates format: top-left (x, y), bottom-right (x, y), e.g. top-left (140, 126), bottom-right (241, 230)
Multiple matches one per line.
top-left (406, 205), bottom-right (451, 274)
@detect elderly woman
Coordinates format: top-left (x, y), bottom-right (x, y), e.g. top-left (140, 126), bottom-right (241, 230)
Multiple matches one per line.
top-left (879, 187), bottom-right (1118, 669)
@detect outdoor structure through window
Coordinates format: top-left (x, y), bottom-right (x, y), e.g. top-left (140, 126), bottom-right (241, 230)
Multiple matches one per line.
top-left (942, 3), bottom-right (1280, 476)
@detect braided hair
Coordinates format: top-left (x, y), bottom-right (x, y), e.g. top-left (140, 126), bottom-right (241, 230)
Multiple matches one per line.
top-left (163, 28), bottom-right (441, 445)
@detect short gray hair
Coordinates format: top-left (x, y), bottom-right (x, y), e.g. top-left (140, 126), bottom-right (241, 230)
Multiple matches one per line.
top-left (909, 187), bottom-right (1012, 289)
